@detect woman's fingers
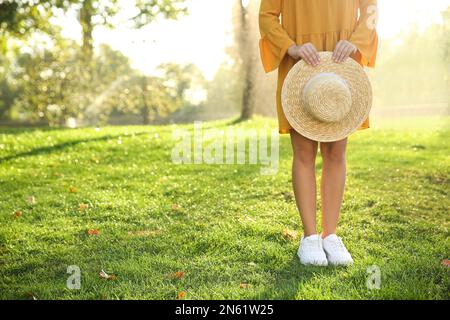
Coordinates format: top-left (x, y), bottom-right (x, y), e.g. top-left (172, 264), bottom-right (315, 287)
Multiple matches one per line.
top-left (300, 43), bottom-right (320, 66)
top-left (306, 45), bottom-right (320, 65)
top-left (333, 41), bottom-right (356, 63)
top-left (341, 45), bottom-right (355, 62)
top-left (291, 41), bottom-right (358, 64)
top-left (299, 48), bottom-right (314, 66)
top-left (338, 45), bottom-right (349, 62)
top-left (333, 41), bottom-right (345, 62)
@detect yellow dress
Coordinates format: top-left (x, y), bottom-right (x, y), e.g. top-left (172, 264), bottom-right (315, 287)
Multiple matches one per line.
top-left (259, 0), bottom-right (378, 134)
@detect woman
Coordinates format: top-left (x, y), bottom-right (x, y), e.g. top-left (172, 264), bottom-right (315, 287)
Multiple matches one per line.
top-left (259, 0), bottom-right (378, 266)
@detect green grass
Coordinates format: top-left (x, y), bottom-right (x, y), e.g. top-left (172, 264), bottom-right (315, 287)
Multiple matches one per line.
top-left (0, 116), bottom-right (449, 300)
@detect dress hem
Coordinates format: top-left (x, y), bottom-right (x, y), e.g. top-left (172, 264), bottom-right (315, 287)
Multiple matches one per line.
top-left (279, 125), bottom-right (370, 135)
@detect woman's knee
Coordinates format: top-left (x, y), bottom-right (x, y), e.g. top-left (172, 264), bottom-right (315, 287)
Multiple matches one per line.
top-left (290, 131), bottom-right (317, 165)
top-left (293, 149), bottom-right (317, 165)
top-left (292, 143), bottom-right (317, 165)
top-left (320, 142), bottom-right (347, 163)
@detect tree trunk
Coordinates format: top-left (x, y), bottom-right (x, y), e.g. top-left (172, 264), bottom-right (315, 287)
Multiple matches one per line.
top-left (79, 0), bottom-right (94, 78)
top-left (140, 76), bottom-right (150, 125)
top-left (240, 55), bottom-right (255, 120)
top-left (238, 1), bottom-right (255, 121)
top-left (141, 106), bottom-right (150, 125)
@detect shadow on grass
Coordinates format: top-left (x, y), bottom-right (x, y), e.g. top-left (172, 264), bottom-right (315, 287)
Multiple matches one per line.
top-left (250, 254), bottom-right (342, 300)
top-left (0, 132), bottom-right (149, 164)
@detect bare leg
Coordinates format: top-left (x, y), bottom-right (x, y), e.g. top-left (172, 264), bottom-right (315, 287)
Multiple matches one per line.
top-left (290, 130), bottom-right (319, 237)
top-left (319, 138), bottom-right (348, 238)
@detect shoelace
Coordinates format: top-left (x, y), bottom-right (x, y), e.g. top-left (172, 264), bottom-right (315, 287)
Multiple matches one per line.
top-left (328, 237), bottom-right (346, 251)
top-left (303, 237), bottom-right (323, 250)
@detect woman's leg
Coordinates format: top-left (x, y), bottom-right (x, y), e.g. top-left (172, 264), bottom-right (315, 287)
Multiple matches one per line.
top-left (290, 130), bottom-right (319, 236)
top-left (319, 138), bottom-right (348, 237)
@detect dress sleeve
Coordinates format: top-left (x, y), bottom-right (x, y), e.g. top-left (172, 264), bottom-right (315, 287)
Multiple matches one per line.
top-left (349, 0), bottom-right (379, 67)
top-left (259, 0), bottom-right (296, 73)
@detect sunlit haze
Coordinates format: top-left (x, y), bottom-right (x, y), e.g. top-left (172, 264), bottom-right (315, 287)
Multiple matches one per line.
top-left (55, 0), bottom-right (450, 79)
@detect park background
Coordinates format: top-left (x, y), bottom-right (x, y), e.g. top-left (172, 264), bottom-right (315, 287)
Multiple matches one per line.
top-left (0, 0), bottom-right (449, 300)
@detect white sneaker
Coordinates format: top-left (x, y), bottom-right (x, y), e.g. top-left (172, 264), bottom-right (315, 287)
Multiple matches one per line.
top-left (322, 234), bottom-right (354, 266)
top-left (297, 234), bottom-right (328, 266)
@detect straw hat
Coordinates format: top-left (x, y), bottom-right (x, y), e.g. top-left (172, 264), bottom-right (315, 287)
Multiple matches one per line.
top-left (281, 51), bottom-right (372, 142)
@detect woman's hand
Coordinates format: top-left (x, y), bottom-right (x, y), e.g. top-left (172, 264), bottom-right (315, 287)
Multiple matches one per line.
top-left (333, 40), bottom-right (357, 63)
top-left (288, 43), bottom-right (321, 67)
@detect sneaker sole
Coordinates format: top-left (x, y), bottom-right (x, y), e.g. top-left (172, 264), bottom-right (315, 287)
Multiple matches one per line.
top-left (327, 260), bottom-right (354, 266)
top-left (297, 252), bottom-right (328, 266)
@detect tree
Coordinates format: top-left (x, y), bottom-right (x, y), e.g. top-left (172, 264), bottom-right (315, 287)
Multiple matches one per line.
top-left (110, 63), bottom-right (205, 125)
top-left (8, 35), bottom-right (137, 125)
top-left (228, 0), bottom-right (261, 121)
top-left (443, 7), bottom-right (450, 64)
top-left (442, 6), bottom-right (450, 106)
top-left (0, 0), bottom-right (188, 73)
top-left (235, 0), bottom-right (255, 120)
top-left (77, 0), bottom-right (187, 76)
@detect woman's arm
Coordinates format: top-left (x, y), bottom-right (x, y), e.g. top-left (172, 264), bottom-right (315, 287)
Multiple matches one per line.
top-left (259, 0), bottom-right (296, 73)
top-left (349, 0), bottom-right (379, 67)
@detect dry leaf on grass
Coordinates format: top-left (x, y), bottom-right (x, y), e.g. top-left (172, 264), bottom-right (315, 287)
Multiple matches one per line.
top-left (282, 228), bottom-right (298, 240)
top-left (87, 229), bottom-right (100, 236)
top-left (99, 270), bottom-right (117, 280)
top-left (176, 291), bottom-right (186, 300)
top-left (13, 211), bottom-right (22, 218)
top-left (171, 204), bottom-right (181, 212)
top-left (243, 215), bottom-right (256, 223)
top-left (79, 203), bottom-right (89, 211)
top-left (170, 271), bottom-right (185, 279)
top-left (24, 292), bottom-right (37, 300)
top-left (27, 196), bottom-right (36, 205)
top-left (68, 186), bottom-right (78, 193)
top-left (240, 283), bottom-right (250, 289)
top-left (441, 259), bottom-right (450, 267)
top-left (283, 192), bottom-right (294, 202)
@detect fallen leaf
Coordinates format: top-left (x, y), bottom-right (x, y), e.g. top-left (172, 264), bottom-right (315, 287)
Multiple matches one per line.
top-left (170, 271), bottom-right (185, 279)
top-left (68, 186), bottom-right (78, 193)
top-left (99, 270), bottom-right (109, 279)
top-left (244, 215), bottom-right (256, 223)
top-left (27, 196), bottom-right (36, 205)
top-left (282, 228), bottom-right (298, 240)
top-left (176, 291), bottom-right (186, 300)
top-left (79, 203), bottom-right (89, 211)
top-left (87, 229), bottom-right (100, 236)
top-left (441, 259), bottom-right (450, 267)
top-left (283, 192), bottom-right (294, 202)
top-left (13, 211), bottom-right (22, 218)
top-left (99, 270), bottom-right (117, 280)
top-left (24, 292), bottom-right (38, 300)
top-left (240, 283), bottom-right (250, 289)
top-left (171, 204), bottom-right (181, 212)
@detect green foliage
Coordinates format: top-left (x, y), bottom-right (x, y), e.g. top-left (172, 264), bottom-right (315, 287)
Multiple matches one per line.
top-left (206, 63), bottom-right (243, 117)
top-left (0, 1), bottom-right (53, 37)
top-left (132, 0), bottom-right (188, 28)
top-left (370, 19), bottom-right (449, 108)
top-left (3, 36), bottom-right (203, 125)
top-left (0, 0), bottom-right (192, 125)
top-left (443, 6), bottom-right (450, 63)
top-left (0, 0), bottom-right (187, 37)
top-left (0, 117), bottom-right (448, 299)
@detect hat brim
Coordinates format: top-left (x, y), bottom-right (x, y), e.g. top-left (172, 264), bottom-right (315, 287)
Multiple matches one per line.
top-left (281, 52), bottom-right (372, 142)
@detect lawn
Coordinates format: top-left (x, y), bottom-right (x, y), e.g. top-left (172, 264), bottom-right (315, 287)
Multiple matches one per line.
top-left (0, 116), bottom-right (449, 300)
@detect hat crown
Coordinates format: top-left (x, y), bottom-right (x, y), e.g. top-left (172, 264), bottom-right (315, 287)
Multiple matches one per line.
top-left (302, 73), bottom-right (352, 123)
